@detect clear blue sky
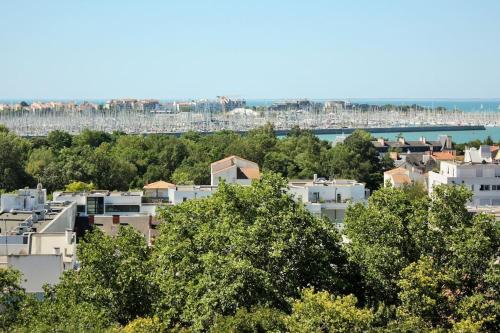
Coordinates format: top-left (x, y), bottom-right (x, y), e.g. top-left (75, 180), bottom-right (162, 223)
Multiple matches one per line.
top-left (1, 0), bottom-right (499, 100)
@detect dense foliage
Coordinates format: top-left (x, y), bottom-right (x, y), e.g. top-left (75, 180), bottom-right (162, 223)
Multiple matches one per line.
top-left (1, 176), bottom-right (498, 332)
top-left (0, 125), bottom-right (391, 193)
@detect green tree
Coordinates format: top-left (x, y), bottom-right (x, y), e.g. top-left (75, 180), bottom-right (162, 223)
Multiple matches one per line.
top-left (152, 173), bottom-right (350, 331)
top-left (286, 288), bottom-right (374, 333)
top-left (0, 131), bottom-right (32, 191)
top-left (396, 257), bottom-right (451, 330)
top-left (64, 181), bottom-right (95, 192)
top-left (211, 306), bottom-right (286, 333)
top-left (20, 227), bottom-right (156, 330)
top-left (324, 130), bottom-right (393, 190)
top-left (344, 186), bottom-right (429, 304)
top-left (25, 147), bottom-right (56, 183)
top-left (0, 268), bottom-right (26, 331)
top-left (73, 129), bottom-right (113, 148)
top-left (89, 143), bottom-right (137, 190)
top-left (47, 130), bottom-right (73, 151)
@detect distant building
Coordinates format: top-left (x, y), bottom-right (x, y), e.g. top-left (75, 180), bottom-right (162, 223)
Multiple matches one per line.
top-left (428, 146), bottom-right (500, 206)
top-left (372, 135), bottom-right (453, 155)
top-left (288, 175), bottom-right (368, 224)
top-left (210, 155), bottom-right (261, 186)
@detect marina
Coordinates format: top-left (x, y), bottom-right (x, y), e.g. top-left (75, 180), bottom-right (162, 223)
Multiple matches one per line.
top-left (1, 104), bottom-right (500, 137)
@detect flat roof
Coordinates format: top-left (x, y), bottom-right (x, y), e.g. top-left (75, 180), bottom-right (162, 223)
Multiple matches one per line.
top-left (288, 179), bottom-right (363, 187)
top-left (0, 202), bottom-right (73, 236)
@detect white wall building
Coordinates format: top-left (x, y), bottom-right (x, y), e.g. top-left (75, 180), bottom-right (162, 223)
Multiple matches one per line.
top-left (428, 146), bottom-right (500, 206)
top-left (211, 155), bottom-right (260, 186)
top-left (288, 176), bottom-right (368, 224)
top-left (0, 187), bottom-right (77, 295)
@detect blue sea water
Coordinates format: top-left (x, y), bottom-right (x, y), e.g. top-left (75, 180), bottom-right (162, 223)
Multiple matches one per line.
top-left (316, 127), bottom-right (500, 144)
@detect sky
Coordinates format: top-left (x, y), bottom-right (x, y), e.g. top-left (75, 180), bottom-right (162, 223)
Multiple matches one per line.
top-left (1, 0), bottom-right (499, 100)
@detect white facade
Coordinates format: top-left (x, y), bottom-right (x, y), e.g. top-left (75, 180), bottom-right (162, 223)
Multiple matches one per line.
top-left (1, 186), bottom-right (46, 212)
top-left (167, 186), bottom-right (217, 205)
top-left (7, 254), bottom-right (64, 294)
top-left (428, 160), bottom-right (500, 206)
top-left (288, 177), bottom-right (368, 224)
top-left (211, 156), bottom-right (260, 186)
top-left (53, 190), bottom-right (144, 216)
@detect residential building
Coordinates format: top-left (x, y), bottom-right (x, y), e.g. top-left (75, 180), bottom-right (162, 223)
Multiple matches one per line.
top-left (288, 175), bottom-right (368, 225)
top-left (210, 155), bottom-right (261, 186)
top-left (52, 190), bottom-right (157, 245)
top-left (384, 167), bottom-right (420, 188)
top-left (167, 185), bottom-right (218, 205)
top-left (428, 146), bottom-right (500, 206)
top-left (1, 186), bottom-right (77, 294)
top-left (372, 135), bottom-right (452, 155)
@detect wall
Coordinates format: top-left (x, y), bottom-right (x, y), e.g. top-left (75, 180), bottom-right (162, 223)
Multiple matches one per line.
top-left (40, 203), bottom-right (76, 233)
top-left (8, 254), bottom-right (63, 293)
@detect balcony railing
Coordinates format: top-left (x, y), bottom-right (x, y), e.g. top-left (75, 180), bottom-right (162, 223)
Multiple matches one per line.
top-left (141, 197), bottom-right (170, 204)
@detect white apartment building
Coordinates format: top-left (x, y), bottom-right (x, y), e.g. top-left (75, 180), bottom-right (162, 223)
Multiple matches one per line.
top-left (428, 146), bottom-right (500, 206)
top-left (1, 186), bottom-right (77, 295)
top-left (288, 176), bottom-right (369, 224)
top-left (53, 190), bottom-right (158, 244)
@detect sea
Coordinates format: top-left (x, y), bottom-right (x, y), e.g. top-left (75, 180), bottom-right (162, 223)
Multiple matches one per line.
top-left (1, 98), bottom-right (500, 143)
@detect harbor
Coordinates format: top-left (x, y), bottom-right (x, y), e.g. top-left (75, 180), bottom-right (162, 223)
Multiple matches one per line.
top-left (1, 102), bottom-right (500, 137)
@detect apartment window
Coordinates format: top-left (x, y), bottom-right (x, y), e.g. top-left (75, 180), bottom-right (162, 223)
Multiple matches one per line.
top-left (312, 192), bottom-right (320, 203)
top-left (337, 193), bottom-right (342, 203)
top-left (77, 205), bottom-right (86, 213)
top-left (479, 185), bottom-right (490, 191)
top-left (105, 205), bottom-right (140, 213)
top-left (87, 197), bottom-right (104, 215)
top-left (492, 185), bottom-right (500, 191)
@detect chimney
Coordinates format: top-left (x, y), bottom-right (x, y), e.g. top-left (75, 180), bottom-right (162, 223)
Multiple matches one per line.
top-left (53, 247), bottom-right (61, 255)
top-left (313, 174), bottom-right (318, 182)
top-left (419, 136), bottom-right (426, 144)
top-left (65, 229), bottom-right (72, 245)
top-left (389, 151), bottom-right (399, 160)
top-left (377, 138), bottom-right (385, 146)
top-left (398, 137), bottom-right (406, 144)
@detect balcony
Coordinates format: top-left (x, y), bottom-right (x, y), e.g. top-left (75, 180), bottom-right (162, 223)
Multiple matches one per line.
top-left (141, 197), bottom-right (170, 204)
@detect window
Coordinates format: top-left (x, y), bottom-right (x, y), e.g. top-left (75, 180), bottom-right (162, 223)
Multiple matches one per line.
top-left (479, 185), bottom-right (491, 191)
top-left (77, 205), bottom-right (86, 213)
top-left (337, 193), bottom-right (342, 203)
top-left (87, 197), bottom-right (104, 215)
top-left (105, 205), bottom-right (140, 213)
top-left (492, 185), bottom-right (500, 191)
top-left (312, 192), bottom-right (320, 203)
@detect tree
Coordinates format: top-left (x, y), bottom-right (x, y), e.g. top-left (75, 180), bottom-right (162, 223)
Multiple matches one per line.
top-left (73, 129), bottom-right (113, 148)
top-left (47, 130), bottom-right (72, 151)
top-left (344, 186), bottom-right (429, 304)
top-left (152, 173), bottom-right (350, 331)
top-left (396, 257), bottom-right (451, 330)
top-left (286, 288), bottom-right (374, 333)
top-left (25, 147), bottom-right (55, 183)
top-left (323, 130), bottom-right (392, 190)
top-left (0, 268), bottom-right (26, 331)
top-left (0, 131), bottom-right (32, 191)
top-left (89, 143), bottom-right (137, 190)
top-left (211, 307), bottom-right (286, 333)
top-left (18, 227), bottom-right (156, 330)
top-left (64, 181), bottom-right (95, 192)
